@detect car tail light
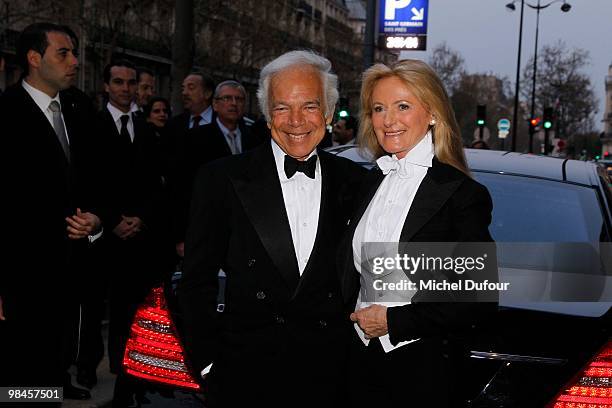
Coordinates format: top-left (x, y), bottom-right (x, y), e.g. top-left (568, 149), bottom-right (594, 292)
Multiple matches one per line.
top-left (549, 338), bottom-right (612, 407)
top-left (123, 286), bottom-right (201, 391)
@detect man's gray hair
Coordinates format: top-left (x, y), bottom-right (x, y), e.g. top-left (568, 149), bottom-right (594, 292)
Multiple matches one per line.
top-left (257, 50), bottom-right (338, 122)
top-left (214, 80), bottom-right (246, 99)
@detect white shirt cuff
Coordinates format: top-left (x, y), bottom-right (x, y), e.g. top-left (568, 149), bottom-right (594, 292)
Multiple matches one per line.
top-left (88, 227), bottom-right (104, 243)
top-left (201, 363), bottom-right (213, 378)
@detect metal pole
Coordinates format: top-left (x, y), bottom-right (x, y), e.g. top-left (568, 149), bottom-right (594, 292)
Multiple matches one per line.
top-left (364, 0), bottom-right (376, 70)
top-left (511, 0), bottom-right (524, 152)
top-left (528, 0), bottom-right (541, 153)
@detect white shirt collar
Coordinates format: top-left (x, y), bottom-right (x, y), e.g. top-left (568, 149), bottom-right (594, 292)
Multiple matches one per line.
top-left (22, 79), bottom-right (61, 113)
top-left (216, 117), bottom-right (241, 138)
top-left (107, 102), bottom-right (132, 123)
top-left (191, 105), bottom-right (213, 122)
top-left (393, 130), bottom-right (434, 167)
top-left (271, 138), bottom-right (317, 182)
top-left (130, 101), bottom-right (141, 113)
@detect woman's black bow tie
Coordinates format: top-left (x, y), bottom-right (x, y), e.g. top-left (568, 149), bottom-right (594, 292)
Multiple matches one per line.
top-left (284, 155), bottom-right (317, 179)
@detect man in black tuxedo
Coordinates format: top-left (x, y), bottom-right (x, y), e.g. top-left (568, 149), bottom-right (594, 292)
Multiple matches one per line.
top-left (0, 23), bottom-right (102, 399)
top-left (95, 59), bottom-right (165, 406)
top-left (170, 80), bottom-right (264, 257)
top-left (178, 50), bottom-right (365, 408)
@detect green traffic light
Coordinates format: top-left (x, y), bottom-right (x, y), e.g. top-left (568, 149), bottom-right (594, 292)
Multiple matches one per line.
top-left (595, 155), bottom-right (601, 160)
top-left (338, 110), bottom-right (349, 118)
top-left (477, 119), bottom-right (485, 126)
top-left (544, 121), bottom-right (552, 129)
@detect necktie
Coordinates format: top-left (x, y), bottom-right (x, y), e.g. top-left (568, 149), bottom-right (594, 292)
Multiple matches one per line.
top-left (227, 131), bottom-right (238, 155)
top-left (48, 101), bottom-right (70, 161)
top-left (284, 155), bottom-right (317, 179)
top-left (376, 155), bottom-right (414, 179)
top-left (192, 115), bottom-right (202, 129)
top-left (120, 114), bottom-right (131, 142)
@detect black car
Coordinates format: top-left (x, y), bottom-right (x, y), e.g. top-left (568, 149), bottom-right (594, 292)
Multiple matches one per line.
top-left (123, 147), bottom-right (611, 407)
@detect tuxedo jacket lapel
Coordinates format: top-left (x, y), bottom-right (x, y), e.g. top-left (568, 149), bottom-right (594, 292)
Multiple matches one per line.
top-left (292, 150), bottom-right (336, 295)
top-left (400, 158), bottom-right (463, 242)
top-left (340, 168), bottom-right (384, 303)
top-left (231, 143), bottom-right (301, 292)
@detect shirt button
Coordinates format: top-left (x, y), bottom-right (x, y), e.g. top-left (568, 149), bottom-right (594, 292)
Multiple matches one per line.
top-left (328, 292), bottom-right (333, 298)
top-left (248, 259), bottom-right (256, 267)
top-left (302, 222), bottom-right (307, 227)
top-left (276, 316), bottom-right (285, 324)
top-left (319, 320), bottom-right (327, 328)
top-left (256, 291), bottom-right (266, 300)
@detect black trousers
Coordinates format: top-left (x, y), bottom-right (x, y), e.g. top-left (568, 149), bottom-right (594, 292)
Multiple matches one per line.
top-left (347, 332), bottom-right (454, 407)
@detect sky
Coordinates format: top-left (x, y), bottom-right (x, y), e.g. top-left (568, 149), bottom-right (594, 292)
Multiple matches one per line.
top-left (399, 0), bottom-right (612, 131)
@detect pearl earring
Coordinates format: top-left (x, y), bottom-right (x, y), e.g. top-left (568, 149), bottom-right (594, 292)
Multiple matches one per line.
top-left (430, 119), bottom-right (436, 126)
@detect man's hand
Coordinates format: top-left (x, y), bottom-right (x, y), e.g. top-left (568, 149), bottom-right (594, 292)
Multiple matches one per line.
top-left (66, 208), bottom-right (101, 240)
top-left (176, 242), bottom-right (185, 258)
top-left (112, 216), bottom-right (143, 240)
top-left (0, 295), bottom-right (5, 321)
top-left (350, 304), bottom-right (388, 339)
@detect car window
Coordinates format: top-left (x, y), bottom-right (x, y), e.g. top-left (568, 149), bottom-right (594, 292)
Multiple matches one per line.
top-left (474, 172), bottom-right (607, 243)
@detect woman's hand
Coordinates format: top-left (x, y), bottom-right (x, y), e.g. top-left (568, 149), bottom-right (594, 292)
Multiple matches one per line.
top-left (350, 304), bottom-right (388, 339)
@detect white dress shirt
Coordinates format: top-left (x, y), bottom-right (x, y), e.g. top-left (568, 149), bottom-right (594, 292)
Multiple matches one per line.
top-left (22, 79), bottom-right (70, 144)
top-left (271, 139), bottom-right (321, 275)
top-left (352, 131), bottom-right (434, 352)
top-left (189, 105), bottom-right (213, 128)
top-left (107, 102), bottom-right (135, 142)
top-left (216, 118), bottom-right (242, 155)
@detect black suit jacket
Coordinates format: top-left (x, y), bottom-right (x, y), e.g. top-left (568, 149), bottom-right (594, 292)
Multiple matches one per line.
top-left (95, 108), bottom-right (164, 232)
top-left (1, 84), bottom-right (101, 304)
top-left (169, 119), bottom-right (265, 243)
top-left (177, 142), bottom-right (365, 406)
top-left (338, 157), bottom-right (495, 406)
top-left (0, 83), bottom-right (101, 386)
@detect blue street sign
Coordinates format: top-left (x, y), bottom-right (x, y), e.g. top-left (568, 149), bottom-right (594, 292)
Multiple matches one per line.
top-left (379, 0), bottom-right (429, 35)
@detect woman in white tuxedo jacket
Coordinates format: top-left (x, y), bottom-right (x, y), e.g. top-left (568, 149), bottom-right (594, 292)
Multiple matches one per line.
top-left (340, 59), bottom-right (495, 407)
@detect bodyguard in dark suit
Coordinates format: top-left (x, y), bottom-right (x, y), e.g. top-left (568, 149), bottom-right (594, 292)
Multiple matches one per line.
top-left (178, 51), bottom-right (365, 408)
top-left (170, 80), bottom-right (264, 256)
top-left (95, 60), bottom-right (166, 406)
top-left (341, 60), bottom-right (495, 407)
top-left (0, 23), bottom-right (102, 399)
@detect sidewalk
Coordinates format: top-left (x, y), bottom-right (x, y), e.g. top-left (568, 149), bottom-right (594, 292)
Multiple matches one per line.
top-left (63, 323), bottom-right (114, 408)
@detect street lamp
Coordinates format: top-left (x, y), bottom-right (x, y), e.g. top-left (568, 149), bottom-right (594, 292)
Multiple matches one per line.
top-left (506, 0), bottom-right (571, 153)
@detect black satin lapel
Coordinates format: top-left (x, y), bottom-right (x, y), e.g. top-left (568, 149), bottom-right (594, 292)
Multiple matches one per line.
top-left (231, 144), bottom-right (300, 291)
top-left (400, 163), bottom-right (462, 242)
top-left (294, 152), bottom-right (332, 295)
top-left (340, 169), bottom-right (384, 303)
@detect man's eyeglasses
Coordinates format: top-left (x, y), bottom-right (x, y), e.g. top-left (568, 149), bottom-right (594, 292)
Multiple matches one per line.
top-left (215, 95), bottom-right (245, 104)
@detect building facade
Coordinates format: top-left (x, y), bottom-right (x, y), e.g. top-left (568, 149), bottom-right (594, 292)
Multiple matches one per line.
top-left (0, 0), bottom-right (396, 117)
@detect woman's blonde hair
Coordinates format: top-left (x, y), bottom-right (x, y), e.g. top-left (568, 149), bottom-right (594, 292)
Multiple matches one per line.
top-left (358, 59), bottom-right (469, 176)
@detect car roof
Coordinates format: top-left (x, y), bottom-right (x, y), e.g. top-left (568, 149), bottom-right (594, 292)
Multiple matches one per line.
top-left (326, 144), bottom-right (601, 186)
top-left (465, 149), bottom-right (599, 186)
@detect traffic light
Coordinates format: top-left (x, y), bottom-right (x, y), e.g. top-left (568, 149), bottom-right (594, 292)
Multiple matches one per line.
top-left (543, 107), bottom-right (553, 130)
top-left (529, 117), bottom-right (541, 132)
top-left (476, 105), bottom-right (486, 127)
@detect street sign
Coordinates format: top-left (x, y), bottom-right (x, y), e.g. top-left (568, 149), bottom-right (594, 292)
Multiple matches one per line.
top-left (498, 131), bottom-right (509, 139)
top-left (497, 118), bottom-right (511, 132)
top-left (385, 35), bottom-right (427, 50)
top-left (380, 0), bottom-right (429, 35)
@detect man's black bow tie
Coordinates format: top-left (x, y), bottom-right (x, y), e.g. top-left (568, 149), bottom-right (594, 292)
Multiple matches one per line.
top-left (284, 155), bottom-right (317, 179)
